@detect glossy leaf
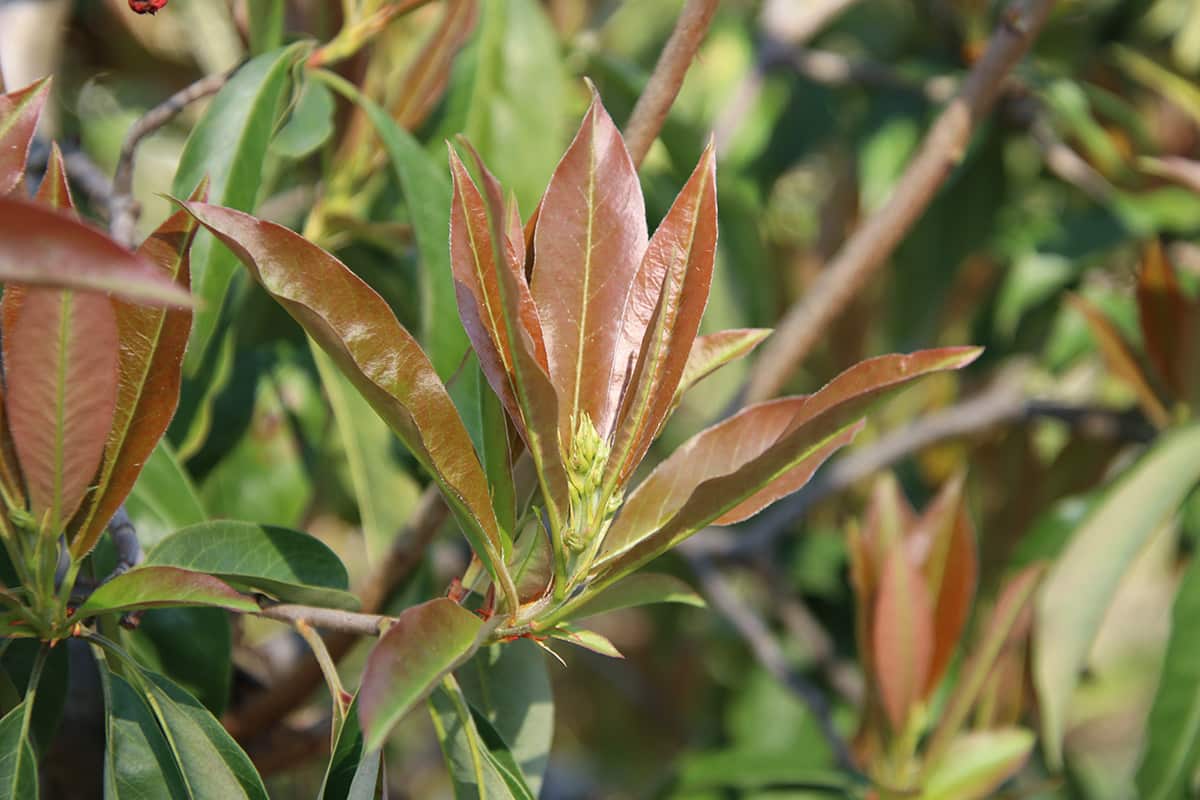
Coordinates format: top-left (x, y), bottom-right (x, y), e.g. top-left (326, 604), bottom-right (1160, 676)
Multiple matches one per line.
top-left (359, 598), bottom-right (487, 751)
top-left (0, 702), bottom-right (39, 800)
top-left (458, 640), bottom-right (554, 795)
top-left (320, 696), bottom-right (380, 800)
top-left (124, 440), bottom-right (207, 550)
top-left (144, 521), bottom-right (357, 610)
top-left (610, 143), bottom-right (718, 484)
top-left (872, 545), bottom-right (934, 732)
top-left (174, 43), bottom-right (307, 373)
top-left (124, 607), bottom-right (232, 715)
top-left (672, 328), bottom-right (772, 407)
top-left (0, 198), bottom-right (194, 306)
top-left (272, 80), bottom-right (334, 159)
top-left (100, 669), bottom-right (189, 797)
top-left (70, 190), bottom-right (201, 557)
top-left (1136, 555), bottom-right (1200, 800)
top-left (428, 675), bottom-right (533, 799)
top-left (919, 728), bottom-right (1034, 800)
top-left (594, 348), bottom-right (981, 584)
top-left (75, 566), bottom-right (259, 617)
top-left (0, 642), bottom-right (67, 755)
top-left (1035, 423), bottom-right (1200, 767)
top-left (562, 573), bottom-right (704, 622)
top-left (180, 201), bottom-right (514, 603)
top-left (0, 77), bottom-right (50, 196)
top-left (531, 89), bottom-right (648, 442)
top-left (5, 287), bottom-right (119, 530)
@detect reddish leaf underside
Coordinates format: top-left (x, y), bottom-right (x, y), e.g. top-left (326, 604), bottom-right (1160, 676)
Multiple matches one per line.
top-left (0, 198), bottom-right (195, 307)
top-left (5, 288), bottom-right (120, 529)
top-left (358, 598), bottom-right (485, 751)
top-left (1136, 242), bottom-right (1194, 401)
top-left (873, 545), bottom-right (935, 732)
top-left (531, 89), bottom-right (648, 444)
top-left (0, 77), bottom-right (51, 196)
top-left (391, 0), bottom-right (479, 130)
top-left (610, 143), bottom-right (718, 485)
top-left (70, 196), bottom-right (202, 557)
top-left (179, 202), bottom-right (512, 595)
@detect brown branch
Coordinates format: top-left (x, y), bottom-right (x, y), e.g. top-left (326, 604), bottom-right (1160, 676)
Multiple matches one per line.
top-left (743, 0), bottom-right (1057, 403)
top-left (623, 0), bottom-right (719, 168)
top-left (224, 487), bottom-right (448, 741)
top-left (252, 602), bottom-right (390, 637)
top-left (110, 71), bottom-right (230, 247)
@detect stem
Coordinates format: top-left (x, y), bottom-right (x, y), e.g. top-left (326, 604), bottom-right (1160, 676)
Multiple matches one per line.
top-left (293, 619), bottom-right (351, 722)
top-left (17, 645), bottom-right (49, 748)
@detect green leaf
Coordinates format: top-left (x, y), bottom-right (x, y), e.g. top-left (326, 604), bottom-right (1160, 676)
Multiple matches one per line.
top-left (459, 640), bottom-right (553, 795)
top-left (4, 287), bottom-right (119, 532)
top-left (179, 201), bottom-right (515, 607)
top-left (0, 77), bottom-right (50, 196)
top-left (124, 608), bottom-right (233, 716)
top-left (1035, 423), bottom-right (1200, 768)
top-left (547, 624), bottom-right (622, 658)
top-left (174, 42), bottom-right (308, 374)
top-left (272, 79), bottom-right (335, 160)
top-left (562, 573), bottom-right (703, 622)
top-left (358, 598), bottom-right (487, 752)
top-left (319, 75), bottom-right (469, 380)
top-left (311, 345), bottom-right (421, 566)
top-left (99, 669), bottom-right (190, 798)
top-left (124, 440), bottom-right (207, 550)
top-left (144, 521), bottom-right (357, 610)
top-left (246, 0), bottom-right (285, 55)
top-left (0, 702), bottom-right (39, 800)
top-left (919, 728), bottom-right (1033, 800)
top-left (428, 675), bottom-right (533, 800)
top-left (76, 566), bottom-right (259, 617)
top-left (0, 642), bottom-right (67, 755)
top-left (1136, 555), bottom-right (1200, 800)
top-left (0, 199), bottom-right (195, 309)
top-left (320, 696), bottom-right (380, 800)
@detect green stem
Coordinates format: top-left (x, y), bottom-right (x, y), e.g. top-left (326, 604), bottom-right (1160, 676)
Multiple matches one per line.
top-left (17, 645), bottom-right (49, 748)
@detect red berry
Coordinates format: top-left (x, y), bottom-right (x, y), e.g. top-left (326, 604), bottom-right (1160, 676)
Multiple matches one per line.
top-left (128, 0), bottom-right (169, 14)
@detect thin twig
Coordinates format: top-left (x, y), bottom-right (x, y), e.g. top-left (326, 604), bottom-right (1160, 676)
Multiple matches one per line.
top-left (785, 48), bottom-right (958, 104)
top-left (110, 71), bottom-right (230, 246)
top-left (743, 0), bottom-right (1057, 403)
top-left (684, 550), bottom-right (860, 775)
top-left (224, 487), bottom-right (448, 741)
top-left (623, 0), bottom-right (719, 167)
top-left (254, 602), bottom-right (390, 637)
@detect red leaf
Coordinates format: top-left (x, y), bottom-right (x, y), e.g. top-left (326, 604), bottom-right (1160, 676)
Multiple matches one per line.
top-left (34, 142), bottom-right (74, 210)
top-left (0, 198), bottom-right (195, 307)
top-left (872, 545), bottom-right (935, 732)
top-left (1070, 294), bottom-right (1169, 427)
top-left (390, 0), bottom-right (478, 130)
top-left (75, 566), bottom-right (258, 617)
top-left (610, 143), bottom-right (718, 484)
top-left (0, 77), bottom-right (50, 196)
top-left (671, 328), bottom-right (772, 407)
top-left (1136, 241), bottom-right (1193, 401)
top-left (5, 288), bottom-right (119, 529)
top-left (69, 192), bottom-right (202, 557)
top-left (531, 88), bottom-right (648, 443)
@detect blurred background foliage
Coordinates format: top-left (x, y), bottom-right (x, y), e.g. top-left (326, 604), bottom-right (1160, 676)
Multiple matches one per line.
top-left (4, 0), bottom-right (1200, 797)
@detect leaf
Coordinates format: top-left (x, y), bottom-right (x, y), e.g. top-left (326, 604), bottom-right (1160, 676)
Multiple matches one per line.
top-left (124, 607), bottom-right (233, 716)
top-left (144, 521), bottom-right (357, 610)
top-left (179, 201), bottom-right (515, 605)
top-left (610, 142), bottom-right (718, 485)
top-left (0, 702), bottom-right (39, 800)
top-left (5, 287), bottom-right (119, 530)
top-left (124, 440), bottom-right (207, 550)
top-left (0, 642), bottom-right (67, 754)
top-left (272, 79), bottom-right (335, 159)
top-left (311, 345), bottom-right (421, 565)
top-left (174, 42), bottom-right (307, 373)
top-left (531, 88), bottom-right (648, 442)
top-left (0, 77), bottom-right (50, 196)
top-left (32, 142), bottom-right (72, 209)
top-left (139, 671), bottom-right (268, 800)
top-left (872, 546), bottom-right (935, 732)
top-left (75, 566), bottom-right (259, 617)
top-left (70, 187), bottom-right (202, 557)
top-left (919, 728), bottom-right (1034, 800)
top-left (593, 348), bottom-right (982, 585)
top-left (0, 199), bottom-right (195, 306)
top-left (562, 573), bottom-right (704, 622)
top-left (1136, 242), bottom-right (1194, 401)
top-left (547, 624), bottom-right (623, 658)
top-left (428, 675), bottom-right (533, 799)
top-left (320, 696), bottom-right (380, 800)
top-left (1136, 555), bottom-right (1200, 800)
top-left (1069, 293), bottom-right (1170, 428)
top-left (390, 0), bottom-right (478, 130)
top-left (245, 0), bottom-right (285, 54)
top-left (458, 640), bottom-right (554, 794)
top-left (99, 669), bottom-right (190, 797)
top-left (358, 598), bottom-right (487, 752)
top-left (1035, 423), bottom-right (1200, 768)
top-left (671, 328), bottom-right (773, 407)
